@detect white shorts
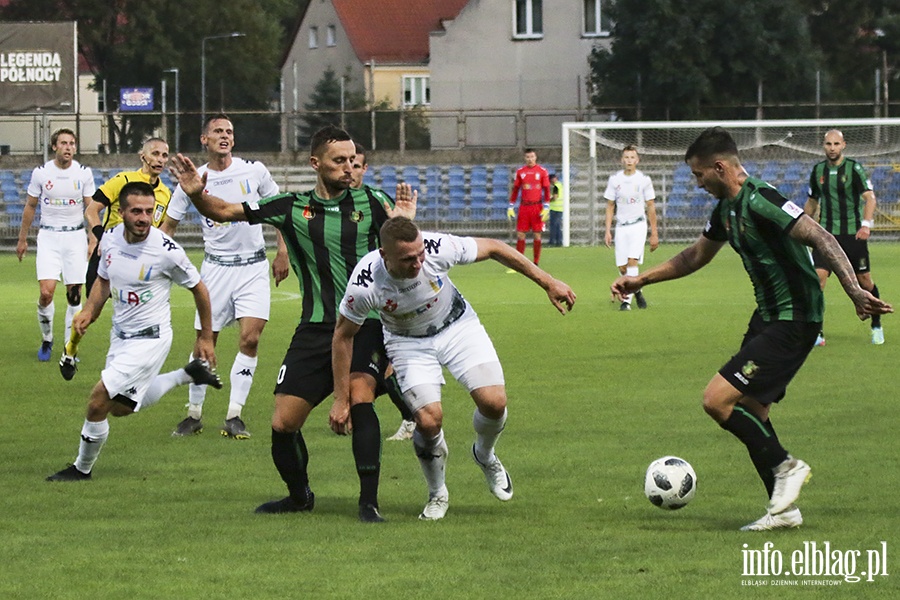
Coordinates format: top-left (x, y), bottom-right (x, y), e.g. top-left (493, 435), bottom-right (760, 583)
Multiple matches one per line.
top-left (101, 327), bottom-right (173, 412)
top-left (385, 309), bottom-right (505, 395)
top-left (614, 220), bottom-right (648, 267)
top-left (195, 258), bottom-right (270, 331)
top-left (35, 228), bottom-right (87, 284)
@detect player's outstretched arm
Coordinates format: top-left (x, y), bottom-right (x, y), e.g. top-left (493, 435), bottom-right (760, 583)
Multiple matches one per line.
top-left (330, 315), bottom-right (363, 435)
top-left (385, 182), bottom-right (417, 220)
top-left (611, 234), bottom-right (723, 300)
top-left (790, 215), bottom-right (893, 319)
top-left (474, 238), bottom-right (576, 314)
top-left (189, 281), bottom-right (217, 367)
top-left (169, 154), bottom-right (247, 223)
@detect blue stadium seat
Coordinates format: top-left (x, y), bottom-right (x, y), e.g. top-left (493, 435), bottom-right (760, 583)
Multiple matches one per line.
top-left (760, 161), bottom-right (780, 181)
top-left (447, 186), bottom-right (467, 221)
top-left (783, 161), bottom-right (805, 182)
top-left (362, 168), bottom-right (377, 188)
top-left (491, 165), bottom-right (510, 197)
top-left (425, 165), bottom-right (442, 199)
top-left (469, 165), bottom-right (488, 188)
top-left (672, 163), bottom-right (692, 183)
top-left (447, 165), bottom-right (465, 189)
top-left (401, 166), bottom-right (421, 187)
top-left (0, 169), bottom-right (15, 183)
top-left (378, 165), bottom-right (397, 191)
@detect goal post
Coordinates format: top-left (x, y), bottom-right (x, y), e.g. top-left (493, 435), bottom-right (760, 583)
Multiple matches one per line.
top-left (561, 118), bottom-right (900, 246)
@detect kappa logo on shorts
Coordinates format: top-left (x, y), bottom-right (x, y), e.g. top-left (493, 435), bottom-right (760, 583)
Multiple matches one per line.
top-left (125, 386), bottom-right (137, 396)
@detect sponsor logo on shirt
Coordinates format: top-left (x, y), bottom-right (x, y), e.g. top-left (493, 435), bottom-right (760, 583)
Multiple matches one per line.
top-left (138, 264), bottom-right (153, 281)
top-left (111, 287), bottom-right (154, 306)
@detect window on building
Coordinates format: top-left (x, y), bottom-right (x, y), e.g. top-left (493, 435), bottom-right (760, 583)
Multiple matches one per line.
top-left (308, 26), bottom-right (318, 49)
top-left (326, 25), bottom-right (336, 47)
top-left (583, 0), bottom-right (611, 36)
top-left (513, 0), bottom-right (543, 39)
top-left (403, 75), bottom-right (430, 106)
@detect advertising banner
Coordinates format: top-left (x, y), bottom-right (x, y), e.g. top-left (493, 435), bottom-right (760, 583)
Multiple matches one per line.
top-left (0, 21), bottom-right (77, 113)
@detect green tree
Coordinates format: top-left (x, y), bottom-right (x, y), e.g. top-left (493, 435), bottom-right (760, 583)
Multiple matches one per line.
top-left (590, 0), bottom-right (820, 120)
top-left (0, 0), bottom-right (297, 151)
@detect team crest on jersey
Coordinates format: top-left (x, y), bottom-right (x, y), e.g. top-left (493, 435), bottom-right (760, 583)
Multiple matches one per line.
top-left (350, 210), bottom-right (363, 223)
top-left (429, 277), bottom-right (443, 293)
top-left (138, 264), bottom-right (153, 281)
top-left (45, 180), bottom-right (54, 190)
top-left (302, 205), bottom-right (315, 220)
top-left (383, 299), bottom-right (398, 313)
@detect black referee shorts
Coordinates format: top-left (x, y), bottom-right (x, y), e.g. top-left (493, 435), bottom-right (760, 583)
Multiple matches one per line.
top-left (273, 319), bottom-right (389, 406)
top-left (812, 234), bottom-right (870, 274)
top-left (718, 311), bottom-right (820, 405)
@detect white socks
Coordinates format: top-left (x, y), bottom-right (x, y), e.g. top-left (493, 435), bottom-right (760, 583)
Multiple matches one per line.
top-left (74, 419), bottom-right (109, 474)
top-left (227, 352), bottom-right (257, 420)
top-left (413, 428), bottom-right (449, 498)
top-left (38, 302), bottom-right (54, 341)
top-left (473, 407), bottom-right (507, 464)
top-left (144, 368), bottom-right (192, 408)
top-left (187, 352), bottom-right (207, 418)
top-left (625, 266), bottom-right (639, 304)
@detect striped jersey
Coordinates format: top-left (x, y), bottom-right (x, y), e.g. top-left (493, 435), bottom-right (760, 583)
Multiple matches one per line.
top-left (243, 185), bottom-right (394, 324)
top-left (807, 158), bottom-right (873, 235)
top-left (703, 176), bottom-right (823, 323)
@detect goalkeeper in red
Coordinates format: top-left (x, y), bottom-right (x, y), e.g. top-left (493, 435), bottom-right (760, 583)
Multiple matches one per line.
top-left (508, 148), bottom-right (551, 266)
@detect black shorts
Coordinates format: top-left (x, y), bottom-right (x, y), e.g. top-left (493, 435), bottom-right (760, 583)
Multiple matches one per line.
top-left (812, 234), bottom-right (870, 274)
top-left (718, 311), bottom-right (820, 405)
top-left (273, 319), bottom-right (389, 406)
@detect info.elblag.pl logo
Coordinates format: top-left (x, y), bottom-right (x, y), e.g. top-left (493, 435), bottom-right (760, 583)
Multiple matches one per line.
top-left (741, 541), bottom-right (889, 586)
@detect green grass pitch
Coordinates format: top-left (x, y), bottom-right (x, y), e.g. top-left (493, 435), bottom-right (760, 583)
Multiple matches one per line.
top-left (1, 242), bottom-right (897, 599)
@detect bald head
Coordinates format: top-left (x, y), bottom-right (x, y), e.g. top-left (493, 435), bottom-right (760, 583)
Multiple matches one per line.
top-left (823, 129), bottom-right (846, 165)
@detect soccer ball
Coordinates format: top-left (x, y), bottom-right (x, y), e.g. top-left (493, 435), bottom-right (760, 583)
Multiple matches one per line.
top-left (644, 456), bottom-right (697, 510)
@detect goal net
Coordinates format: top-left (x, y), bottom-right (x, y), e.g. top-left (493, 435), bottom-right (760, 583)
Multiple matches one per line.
top-left (561, 119), bottom-right (900, 246)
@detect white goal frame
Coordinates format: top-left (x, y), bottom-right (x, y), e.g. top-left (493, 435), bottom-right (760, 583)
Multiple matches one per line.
top-left (561, 118), bottom-right (900, 246)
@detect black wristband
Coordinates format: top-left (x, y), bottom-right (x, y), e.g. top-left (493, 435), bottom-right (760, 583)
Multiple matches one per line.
top-left (92, 225), bottom-right (104, 240)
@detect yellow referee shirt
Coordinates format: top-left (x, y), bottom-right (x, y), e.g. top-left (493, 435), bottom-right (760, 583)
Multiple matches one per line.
top-left (95, 169), bottom-right (172, 229)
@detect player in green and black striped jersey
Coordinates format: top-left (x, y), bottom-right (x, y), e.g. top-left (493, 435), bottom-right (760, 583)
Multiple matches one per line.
top-left (805, 129), bottom-right (884, 345)
top-left (612, 127), bottom-right (892, 531)
top-left (170, 126), bottom-right (417, 523)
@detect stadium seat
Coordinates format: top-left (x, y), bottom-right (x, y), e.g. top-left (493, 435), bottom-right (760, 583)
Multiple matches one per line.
top-left (362, 168), bottom-right (377, 188)
top-left (447, 165), bottom-right (465, 190)
top-left (783, 161), bottom-right (805, 182)
top-left (401, 166), bottom-right (421, 188)
top-left (672, 163), bottom-right (692, 183)
top-left (425, 165), bottom-right (442, 199)
top-left (491, 165), bottom-right (510, 197)
top-left (378, 165), bottom-right (397, 192)
top-left (447, 186), bottom-right (467, 221)
top-left (469, 165), bottom-right (488, 189)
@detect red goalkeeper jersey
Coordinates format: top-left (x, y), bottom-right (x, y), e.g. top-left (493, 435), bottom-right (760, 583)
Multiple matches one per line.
top-left (509, 164), bottom-right (550, 206)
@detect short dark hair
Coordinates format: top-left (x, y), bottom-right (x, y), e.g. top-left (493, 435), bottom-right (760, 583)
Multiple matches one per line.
top-left (524, 148), bottom-right (536, 155)
top-left (622, 144), bottom-right (638, 154)
top-left (50, 128), bottom-right (76, 147)
top-left (119, 181), bottom-right (155, 209)
top-left (684, 127), bottom-right (738, 162)
top-left (310, 125), bottom-right (352, 157)
top-left (203, 113), bottom-right (231, 134)
top-left (380, 216), bottom-right (420, 247)
top-left (354, 142), bottom-right (367, 165)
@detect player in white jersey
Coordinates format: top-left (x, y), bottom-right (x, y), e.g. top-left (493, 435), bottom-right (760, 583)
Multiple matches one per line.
top-left (332, 217), bottom-right (576, 520)
top-left (603, 145), bottom-right (659, 310)
top-left (162, 114), bottom-right (289, 440)
top-left (46, 182), bottom-right (222, 482)
top-left (16, 128), bottom-right (96, 362)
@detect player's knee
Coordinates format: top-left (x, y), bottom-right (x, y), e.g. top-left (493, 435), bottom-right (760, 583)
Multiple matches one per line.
top-left (701, 392), bottom-right (729, 423)
top-left (415, 410), bottom-right (442, 437)
top-left (39, 290), bottom-right (54, 305)
top-left (66, 285), bottom-right (82, 306)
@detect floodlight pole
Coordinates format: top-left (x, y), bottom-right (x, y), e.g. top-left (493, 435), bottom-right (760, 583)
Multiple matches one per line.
top-left (163, 68), bottom-right (180, 152)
